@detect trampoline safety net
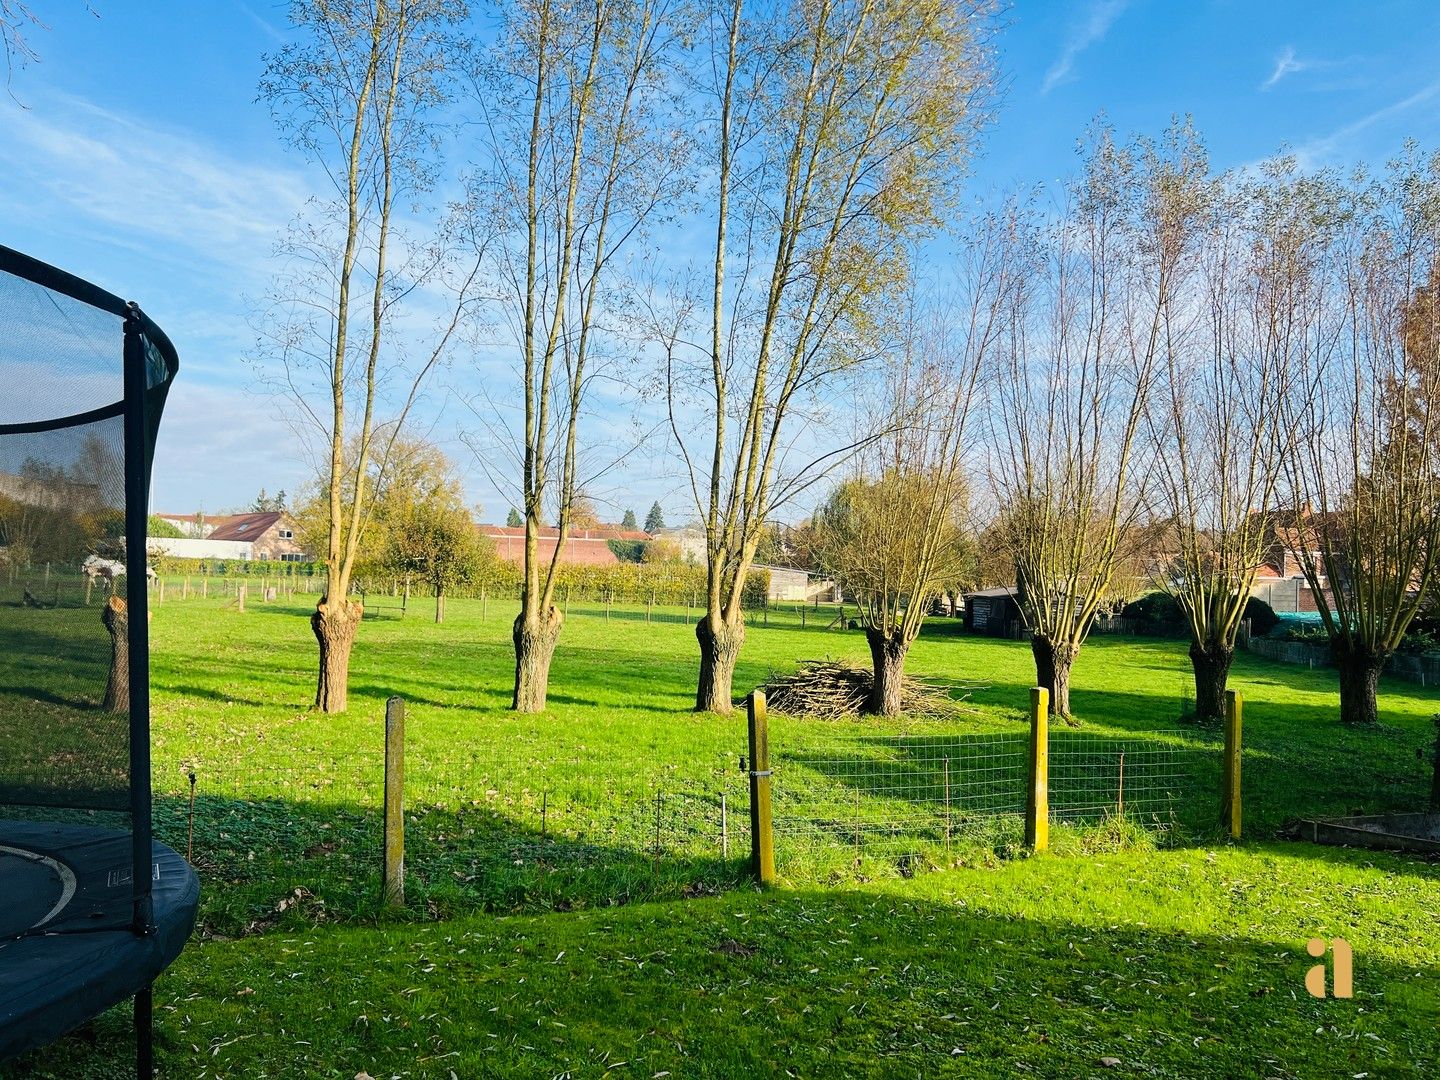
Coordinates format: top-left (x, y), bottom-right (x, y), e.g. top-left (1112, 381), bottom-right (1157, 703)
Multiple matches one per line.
top-left (0, 245), bottom-right (175, 855)
top-left (0, 245), bottom-right (198, 1074)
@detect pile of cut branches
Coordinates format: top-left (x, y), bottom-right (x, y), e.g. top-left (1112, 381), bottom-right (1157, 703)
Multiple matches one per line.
top-left (760, 659), bottom-right (973, 720)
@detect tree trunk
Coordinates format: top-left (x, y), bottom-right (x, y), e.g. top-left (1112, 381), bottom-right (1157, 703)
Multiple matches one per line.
top-left (1030, 634), bottom-right (1079, 719)
top-left (312, 597), bottom-right (363, 714)
top-left (1188, 638), bottom-right (1234, 724)
top-left (1335, 642), bottom-right (1384, 725)
top-left (435, 587), bottom-right (445, 624)
top-left (695, 614), bottom-right (745, 714)
top-left (513, 605), bottom-right (563, 713)
top-left (865, 627), bottom-right (910, 716)
top-left (101, 595), bottom-right (128, 713)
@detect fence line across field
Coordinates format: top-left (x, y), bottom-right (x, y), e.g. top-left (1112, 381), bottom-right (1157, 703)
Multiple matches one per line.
top-left (142, 688), bottom-right (1222, 912)
top-left (155, 749), bottom-right (753, 879)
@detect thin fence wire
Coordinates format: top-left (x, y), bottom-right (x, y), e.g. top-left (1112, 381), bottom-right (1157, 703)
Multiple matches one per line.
top-left (134, 576), bottom-right (855, 632)
top-left (771, 729), bottom-right (1216, 861)
top-left (137, 720), bottom-right (1216, 923)
top-left (1049, 730), bottom-right (1206, 826)
top-left (151, 748), bottom-right (752, 920)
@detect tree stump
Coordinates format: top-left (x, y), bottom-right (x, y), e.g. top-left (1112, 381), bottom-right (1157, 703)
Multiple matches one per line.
top-left (102, 595), bottom-right (129, 712)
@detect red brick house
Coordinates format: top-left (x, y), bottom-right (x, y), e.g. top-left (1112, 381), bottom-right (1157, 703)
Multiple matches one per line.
top-left (1249, 507), bottom-right (1333, 614)
top-left (479, 525), bottom-right (651, 568)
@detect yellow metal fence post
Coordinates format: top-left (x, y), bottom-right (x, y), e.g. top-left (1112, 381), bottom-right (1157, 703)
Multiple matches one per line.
top-left (1025, 686), bottom-right (1049, 851)
top-left (748, 690), bottom-right (775, 884)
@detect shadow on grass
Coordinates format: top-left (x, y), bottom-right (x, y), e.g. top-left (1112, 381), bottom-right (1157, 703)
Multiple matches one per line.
top-left (8, 881), bottom-right (1439, 1079)
top-left (112, 784), bottom-right (753, 938)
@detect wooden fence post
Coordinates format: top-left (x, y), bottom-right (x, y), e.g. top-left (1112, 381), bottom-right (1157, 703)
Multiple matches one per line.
top-left (747, 690), bottom-right (775, 884)
top-left (383, 695), bottom-right (406, 907)
top-left (1025, 686), bottom-right (1049, 851)
top-left (1223, 689), bottom-right (1243, 839)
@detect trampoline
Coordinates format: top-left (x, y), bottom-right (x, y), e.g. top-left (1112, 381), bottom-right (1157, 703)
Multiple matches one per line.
top-left (0, 244), bottom-right (196, 1075)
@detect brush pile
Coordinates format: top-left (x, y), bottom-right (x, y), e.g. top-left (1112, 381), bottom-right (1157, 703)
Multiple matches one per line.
top-left (760, 659), bottom-right (971, 720)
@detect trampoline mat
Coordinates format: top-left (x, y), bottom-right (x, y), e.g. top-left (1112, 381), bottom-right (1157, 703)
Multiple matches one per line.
top-left (0, 821), bottom-right (199, 1062)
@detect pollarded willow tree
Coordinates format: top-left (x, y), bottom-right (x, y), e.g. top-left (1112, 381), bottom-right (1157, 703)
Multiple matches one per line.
top-left (462, 0), bottom-right (687, 712)
top-left (258, 0), bottom-right (477, 713)
top-left (988, 126), bottom-right (1181, 720)
top-left (656, 0), bottom-right (998, 714)
top-left (1282, 150), bottom-right (1440, 725)
top-left (1149, 157), bottom-right (1314, 723)
top-left (814, 253), bottom-right (1005, 715)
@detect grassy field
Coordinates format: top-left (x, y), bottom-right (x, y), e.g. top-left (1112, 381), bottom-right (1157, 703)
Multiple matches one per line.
top-left (5, 586), bottom-right (1440, 1077)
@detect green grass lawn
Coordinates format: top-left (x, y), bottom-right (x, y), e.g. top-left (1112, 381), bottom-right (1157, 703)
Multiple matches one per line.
top-left (6, 589), bottom-right (1440, 1077)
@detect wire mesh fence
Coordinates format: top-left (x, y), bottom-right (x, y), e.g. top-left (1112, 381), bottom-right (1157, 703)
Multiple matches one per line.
top-left (127, 714), bottom-right (1219, 929)
top-left (1049, 730), bottom-right (1209, 826)
top-left (150, 747), bottom-right (752, 925)
top-left (770, 727), bottom-right (1217, 865)
top-left (772, 732), bottom-right (1028, 854)
top-left (130, 574), bottom-right (852, 632)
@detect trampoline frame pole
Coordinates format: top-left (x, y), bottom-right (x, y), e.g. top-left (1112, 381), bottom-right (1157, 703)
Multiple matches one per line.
top-left (124, 307), bottom-right (156, 1078)
top-left (134, 988), bottom-right (153, 1077)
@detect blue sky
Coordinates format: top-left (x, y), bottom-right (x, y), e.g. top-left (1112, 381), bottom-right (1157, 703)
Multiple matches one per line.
top-left (4, 1), bottom-right (1440, 521)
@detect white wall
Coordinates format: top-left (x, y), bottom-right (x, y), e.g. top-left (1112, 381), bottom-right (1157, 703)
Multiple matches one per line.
top-left (147, 537), bottom-right (253, 560)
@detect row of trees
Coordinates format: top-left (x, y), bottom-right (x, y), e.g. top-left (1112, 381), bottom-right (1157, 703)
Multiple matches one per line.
top-left (502, 499), bottom-right (665, 533)
top-left (257, 2), bottom-right (1440, 730)
top-left (811, 127), bottom-right (1440, 727)
top-left (259, 0), bottom-right (999, 715)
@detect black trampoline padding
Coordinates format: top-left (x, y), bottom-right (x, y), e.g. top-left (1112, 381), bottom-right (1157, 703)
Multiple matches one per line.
top-left (0, 822), bottom-right (199, 1060)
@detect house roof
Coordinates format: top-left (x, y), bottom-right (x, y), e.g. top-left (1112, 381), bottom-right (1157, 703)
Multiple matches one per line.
top-left (965, 586), bottom-right (1018, 599)
top-left (207, 511), bottom-right (287, 541)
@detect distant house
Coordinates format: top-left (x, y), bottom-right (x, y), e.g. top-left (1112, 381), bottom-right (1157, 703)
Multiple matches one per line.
top-left (1248, 506), bottom-right (1334, 614)
top-left (149, 511), bottom-right (308, 562)
top-left (479, 525), bottom-right (652, 568)
top-left (964, 586), bottom-right (1023, 637)
top-left (0, 470), bottom-right (103, 512)
top-left (752, 564), bottom-right (840, 604)
top-left (650, 526), bottom-right (707, 564)
top-left (1131, 509), bottom-right (1335, 616)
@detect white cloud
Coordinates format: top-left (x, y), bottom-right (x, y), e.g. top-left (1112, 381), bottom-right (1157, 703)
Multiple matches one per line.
top-left (0, 93), bottom-right (308, 278)
top-left (232, 1), bottom-right (287, 43)
top-left (1291, 79), bottom-right (1440, 166)
top-left (1261, 47), bottom-right (1359, 92)
top-left (1041, 0), bottom-right (1129, 95)
top-left (0, 92), bottom-right (319, 508)
top-left (1261, 46), bottom-right (1307, 91)
top-left (151, 380), bottom-right (311, 513)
